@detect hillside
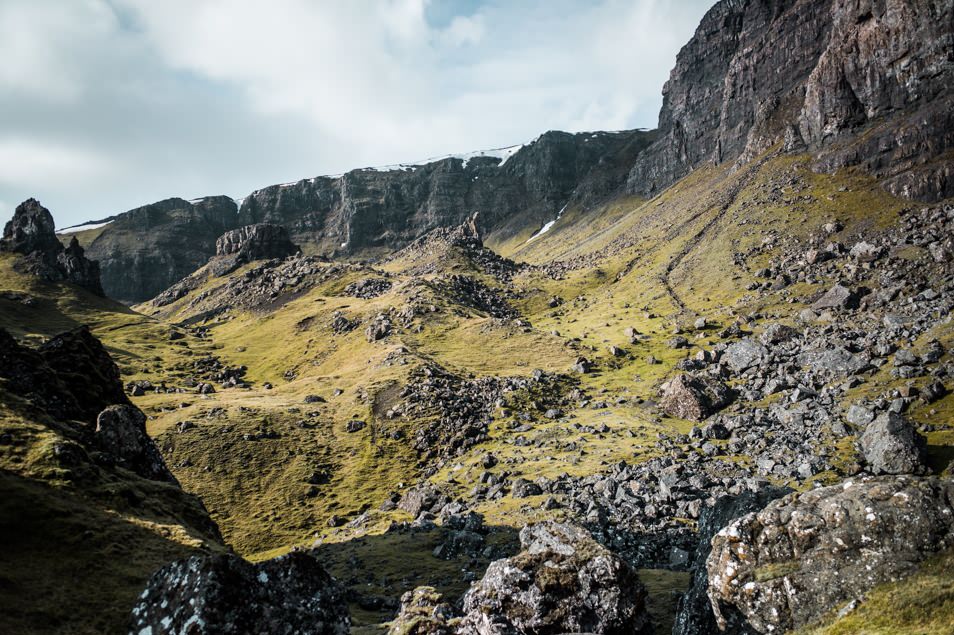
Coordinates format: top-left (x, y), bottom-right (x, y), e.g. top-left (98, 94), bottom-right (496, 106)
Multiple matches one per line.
top-left (3, 0), bottom-right (954, 633)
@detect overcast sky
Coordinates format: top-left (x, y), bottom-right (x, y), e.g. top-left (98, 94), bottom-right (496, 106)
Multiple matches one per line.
top-left (0, 0), bottom-right (711, 227)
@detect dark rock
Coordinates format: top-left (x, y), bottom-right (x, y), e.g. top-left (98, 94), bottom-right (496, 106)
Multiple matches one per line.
top-left (345, 420), bottom-right (366, 433)
top-left (95, 405), bottom-right (177, 483)
top-left (659, 374), bottom-right (734, 422)
top-left (511, 478), bottom-right (543, 498)
top-left (215, 223), bottom-right (300, 261)
top-left (707, 476), bottom-right (954, 634)
top-left (129, 552), bottom-right (350, 635)
top-left (673, 485), bottom-right (791, 635)
top-left (459, 522), bottom-right (651, 635)
top-left (1, 199), bottom-right (104, 295)
top-left (859, 412), bottom-right (928, 475)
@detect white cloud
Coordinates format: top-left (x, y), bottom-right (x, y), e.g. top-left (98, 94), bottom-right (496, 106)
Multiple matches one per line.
top-left (0, 0), bottom-right (712, 226)
top-left (0, 138), bottom-right (115, 188)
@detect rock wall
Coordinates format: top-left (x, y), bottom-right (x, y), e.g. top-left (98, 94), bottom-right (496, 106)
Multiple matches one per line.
top-left (83, 196), bottom-right (239, 303)
top-left (627, 0), bottom-right (954, 201)
top-left (238, 129), bottom-right (651, 254)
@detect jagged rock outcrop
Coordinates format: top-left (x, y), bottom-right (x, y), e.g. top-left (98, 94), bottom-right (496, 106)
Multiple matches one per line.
top-left (129, 552), bottom-right (350, 635)
top-left (215, 223), bottom-right (299, 260)
top-left (0, 326), bottom-right (129, 424)
top-left (627, 0), bottom-right (954, 202)
top-left (707, 476), bottom-right (954, 634)
top-left (81, 196), bottom-right (238, 302)
top-left (458, 522), bottom-right (652, 635)
top-left (387, 587), bottom-right (457, 635)
top-left (95, 405), bottom-right (177, 483)
top-left (1, 199), bottom-right (104, 295)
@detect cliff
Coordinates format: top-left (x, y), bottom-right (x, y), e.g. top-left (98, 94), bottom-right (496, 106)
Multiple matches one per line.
top-left (627, 0), bottom-right (954, 201)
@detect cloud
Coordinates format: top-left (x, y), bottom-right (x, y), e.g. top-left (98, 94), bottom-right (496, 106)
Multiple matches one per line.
top-left (0, 0), bottom-right (712, 226)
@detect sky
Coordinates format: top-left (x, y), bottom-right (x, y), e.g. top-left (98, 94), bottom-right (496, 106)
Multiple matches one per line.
top-left (0, 0), bottom-right (712, 228)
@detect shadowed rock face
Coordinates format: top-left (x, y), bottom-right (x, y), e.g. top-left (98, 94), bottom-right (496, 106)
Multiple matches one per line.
top-left (0, 326), bottom-right (129, 425)
top-left (215, 223), bottom-right (299, 261)
top-left (237, 129), bottom-right (651, 254)
top-left (706, 476), bottom-right (954, 634)
top-left (627, 0), bottom-right (954, 201)
top-left (83, 196), bottom-right (239, 303)
top-left (1, 199), bottom-right (104, 295)
top-left (129, 552), bottom-right (350, 635)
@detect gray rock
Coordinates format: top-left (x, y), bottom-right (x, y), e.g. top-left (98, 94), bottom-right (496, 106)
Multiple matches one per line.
top-left (459, 522), bottom-right (651, 635)
top-left (707, 476), bottom-right (954, 634)
top-left (859, 412), bottom-right (927, 475)
top-left (811, 284), bottom-right (859, 311)
top-left (723, 338), bottom-right (768, 373)
top-left (96, 405), bottom-right (178, 484)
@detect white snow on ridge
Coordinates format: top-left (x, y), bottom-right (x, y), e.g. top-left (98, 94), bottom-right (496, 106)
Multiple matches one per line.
top-left (355, 141), bottom-right (529, 173)
top-left (525, 204), bottom-right (568, 244)
top-left (58, 220), bottom-right (113, 234)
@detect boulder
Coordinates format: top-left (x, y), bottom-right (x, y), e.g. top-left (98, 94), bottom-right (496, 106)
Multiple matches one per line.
top-left (95, 405), bottom-right (178, 483)
top-left (758, 323), bottom-right (799, 346)
top-left (848, 241), bottom-right (884, 262)
top-left (811, 284), bottom-right (859, 311)
top-left (859, 412), bottom-right (928, 475)
top-left (707, 476), bottom-right (954, 634)
top-left (458, 522), bottom-right (651, 635)
top-left (722, 338), bottom-right (768, 373)
top-left (659, 374), bottom-right (734, 421)
top-left (129, 552), bottom-right (350, 635)
top-left (797, 346), bottom-right (869, 378)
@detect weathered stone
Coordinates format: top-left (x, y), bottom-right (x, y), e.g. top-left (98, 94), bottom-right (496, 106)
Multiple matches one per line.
top-left (95, 405), bottom-right (177, 483)
top-left (459, 522), bottom-right (651, 635)
top-left (859, 412), bottom-right (928, 475)
top-left (659, 374), bottom-right (734, 422)
top-left (129, 552), bottom-right (350, 635)
top-left (722, 338), bottom-right (768, 373)
top-left (707, 476), bottom-right (954, 634)
top-left (811, 284), bottom-right (859, 311)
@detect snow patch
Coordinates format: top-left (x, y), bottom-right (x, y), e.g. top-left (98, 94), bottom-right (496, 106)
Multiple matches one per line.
top-left (58, 220), bottom-right (112, 234)
top-left (525, 204), bottom-right (568, 244)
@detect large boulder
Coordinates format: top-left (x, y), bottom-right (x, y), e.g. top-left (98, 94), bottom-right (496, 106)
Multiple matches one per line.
top-left (129, 552), bottom-right (350, 635)
top-left (387, 586), bottom-right (457, 635)
top-left (95, 405), bottom-right (177, 483)
top-left (811, 284), bottom-right (860, 311)
top-left (659, 373), bottom-right (734, 421)
top-left (859, 412), bottom-right (928, 475)
top-left (722, 339), bottom-right (768, 373)
top-left (673, 485), bottom-right (791, 635)
top-left (707, 476), bottom-right (954, 634)
top-left (458, 522), bottom-right (651, 635)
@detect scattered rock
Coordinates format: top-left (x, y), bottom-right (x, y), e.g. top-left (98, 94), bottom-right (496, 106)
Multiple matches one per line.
top-left (659, 374), bottom-right (734, 421)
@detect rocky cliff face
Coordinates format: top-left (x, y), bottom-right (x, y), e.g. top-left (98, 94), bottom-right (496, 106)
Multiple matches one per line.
top-left (1, 198), bottom-right (104, 296)
top-left (627, 0), bottom-right (954, 201)
top-left (82, 196), bottom-right (238, 303)
top-left (238, 129), bottom-right (651, 255)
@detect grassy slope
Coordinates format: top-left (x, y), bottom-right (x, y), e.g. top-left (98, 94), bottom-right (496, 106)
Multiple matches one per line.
top-left (3, 151), bottom-right (953, 631)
